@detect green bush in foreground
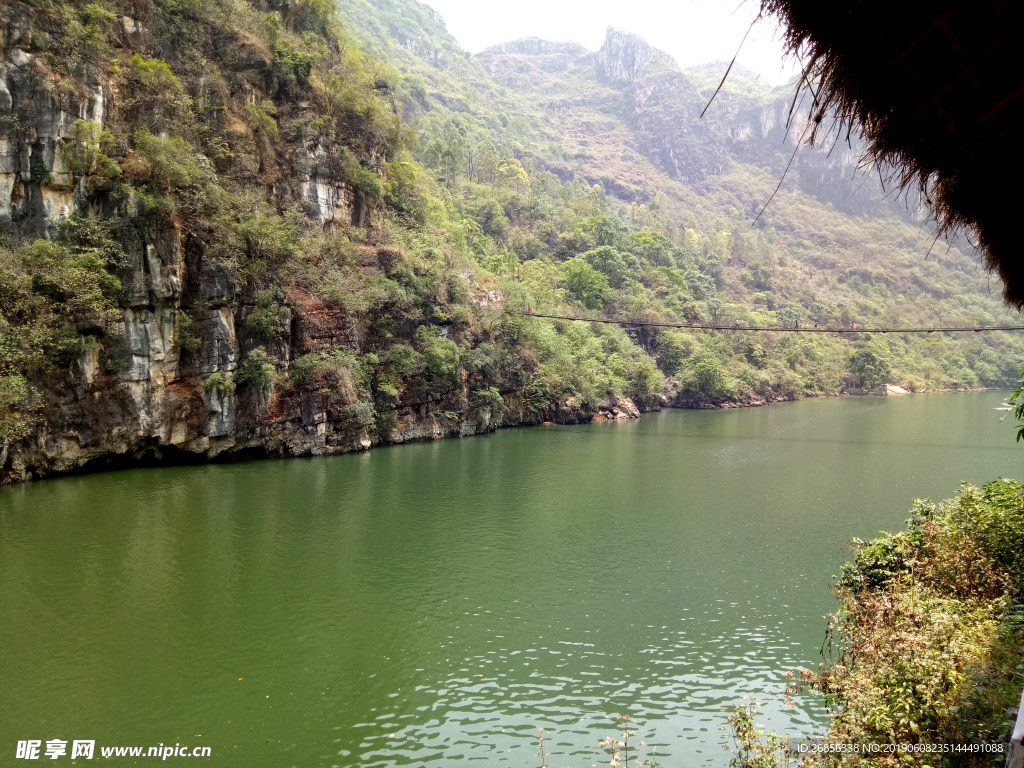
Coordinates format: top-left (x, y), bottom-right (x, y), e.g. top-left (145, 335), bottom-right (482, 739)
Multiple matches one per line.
top-left (732, 480), bottom-right (1024, 768)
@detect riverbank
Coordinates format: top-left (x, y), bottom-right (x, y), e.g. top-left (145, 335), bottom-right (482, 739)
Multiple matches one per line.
top-left (1, 381), bottom-right (1005, 484)
top-left (736, 479), bottom-right (1024, 768)
top-left (0, 389), bottom-right (654, 484)
top-left (667, 385), bottom-right (1001, 410)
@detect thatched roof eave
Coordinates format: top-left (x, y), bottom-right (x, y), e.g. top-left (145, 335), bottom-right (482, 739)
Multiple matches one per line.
top-left (760, 0), bottom-right (1024, 307)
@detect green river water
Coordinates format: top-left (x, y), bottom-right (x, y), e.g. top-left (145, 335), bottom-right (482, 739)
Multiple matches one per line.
top-left (1, 392), bottom-right (1021, 767)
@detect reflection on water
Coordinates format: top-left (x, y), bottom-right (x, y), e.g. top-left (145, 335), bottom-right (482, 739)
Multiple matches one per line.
top-left (0, 392), bottom-right (1019, 766)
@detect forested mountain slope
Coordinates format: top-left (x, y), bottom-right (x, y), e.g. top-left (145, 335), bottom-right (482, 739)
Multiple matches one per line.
top-left (0, 0), bottom-right (1018, 482)
top-left (343, 0), bottom-right (1023, 392)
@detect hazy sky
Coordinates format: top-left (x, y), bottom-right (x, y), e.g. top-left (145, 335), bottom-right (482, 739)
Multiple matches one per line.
top-left (422, 0), bottom-right (800, 85)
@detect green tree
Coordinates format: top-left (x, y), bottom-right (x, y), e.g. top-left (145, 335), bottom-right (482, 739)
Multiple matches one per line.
top-left (590, 214), bottom-right (627, 248)
top-left (848, 349), bottom-right (893, 388)
top-left (775, 302), bottom-right (803, 328)
top-left (497, 158), bottom-right (529, 195)
top-left (237, 348), bottom-right (276, 391)
top-left (692, 354), bottom-right (726, 395)
top-left (562, 258), bottom-right (609, 310)
top-left (581, 245), bottom-right (635, 288)
top-left (626, 230), bottom-right (677, 267)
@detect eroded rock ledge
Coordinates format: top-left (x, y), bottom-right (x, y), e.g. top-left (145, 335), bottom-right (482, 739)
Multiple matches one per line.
top-left (1, 391), bottom-right (648, 483)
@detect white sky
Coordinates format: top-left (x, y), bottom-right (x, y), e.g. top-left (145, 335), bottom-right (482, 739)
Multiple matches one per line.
top-left (422, 0), bottom-right (800, 85)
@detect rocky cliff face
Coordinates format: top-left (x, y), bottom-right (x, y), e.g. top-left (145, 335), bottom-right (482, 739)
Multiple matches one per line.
top-left (480, 38), bottom-right (590, 76)
top-left (479, 27), bottom-right (897, 216)
top-left (0, 0), bottom-right (651, 485)
top-left (594, 29), bottom-right (674, 86)
top-left (708, 90), bottom-right (892, 217)
top-left (594, 29), bottom-right (729, 183)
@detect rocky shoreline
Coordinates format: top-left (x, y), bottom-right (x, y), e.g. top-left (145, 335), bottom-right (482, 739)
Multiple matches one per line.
top-left (0, 389), bottom-right (653, 485)
top-left (1, 384), bottom-right (1003, 485)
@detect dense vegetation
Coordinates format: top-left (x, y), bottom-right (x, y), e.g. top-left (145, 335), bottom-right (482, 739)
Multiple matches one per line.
top-left (342, 0), bottom-right (1023, 401)
top-left (0, 0), bottom-right (1021, 450)
top-left (731, 481), bottom-right (1024, 767)
top-left (0, 0), bottom-right (664, 447)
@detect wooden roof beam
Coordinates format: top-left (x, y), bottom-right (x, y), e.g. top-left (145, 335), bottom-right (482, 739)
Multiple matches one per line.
top-left (978, 81), bottom-right (1024, 123)
top-left (912, 32), bottom-right (1014, 118)
top-left (890, 0), bottom-right (964, 66)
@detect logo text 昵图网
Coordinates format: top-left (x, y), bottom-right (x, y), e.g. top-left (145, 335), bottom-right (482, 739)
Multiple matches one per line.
top-left (15, 740), bottom-right (211, 760)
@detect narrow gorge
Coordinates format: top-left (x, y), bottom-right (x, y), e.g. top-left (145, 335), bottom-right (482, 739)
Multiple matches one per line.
top-left (0, 0), bottom-right (1017, 484)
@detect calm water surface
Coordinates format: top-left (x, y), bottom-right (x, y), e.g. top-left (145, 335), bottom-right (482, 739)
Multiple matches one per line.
top-left (1, 392), bottom-right (1021, 767)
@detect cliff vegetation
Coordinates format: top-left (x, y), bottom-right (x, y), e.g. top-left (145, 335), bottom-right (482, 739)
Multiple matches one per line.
top-left (0, 0), bottom-right (1021, 480)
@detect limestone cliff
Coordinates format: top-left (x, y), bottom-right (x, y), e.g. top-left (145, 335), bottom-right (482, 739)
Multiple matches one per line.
top-left (0, 0), bottom-right (648, 484)
top-left (594, 29), bottom-right (729, 183)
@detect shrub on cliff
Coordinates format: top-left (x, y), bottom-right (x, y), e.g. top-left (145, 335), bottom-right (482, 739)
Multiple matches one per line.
top-left (416, 326), bottom-right (461, 384)
top-left (63, 120), bottom-right (122, 179)
top-left (203, 372), bottom-right (235, 398)
top-left (129, 128), bottom-right (204, 190)
top-left (237, 348), bottom-right (276, 392)
top-left (0, 219), bottom-right (124, 377)
top-left (246, 287), bottom-right (292, 342)
top-left (371, 344), bottom-right (424, 398)
top-left (0, 375), bottom-right (36, 445)
top-left (288, 349), bottom-right (360, 398)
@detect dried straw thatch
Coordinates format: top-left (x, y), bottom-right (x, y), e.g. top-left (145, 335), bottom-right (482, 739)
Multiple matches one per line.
top-left (759, 0), bottom-right (1024, 306)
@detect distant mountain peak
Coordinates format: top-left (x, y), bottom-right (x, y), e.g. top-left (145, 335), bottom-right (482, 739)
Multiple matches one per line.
top-left (596, 27), bottom-right (678, 84)
top-left (478, 37), bottom-right (590, 59)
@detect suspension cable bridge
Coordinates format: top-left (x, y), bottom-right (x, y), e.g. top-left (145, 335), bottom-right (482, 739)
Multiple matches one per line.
top-left (521, 310), bottom-right (1024, 334)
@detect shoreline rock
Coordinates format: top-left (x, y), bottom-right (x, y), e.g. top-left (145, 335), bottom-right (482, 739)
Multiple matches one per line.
top-left (0, 384), bottom-right (1003, 485)
top-left (0, 392), bottom-right (651, 485)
